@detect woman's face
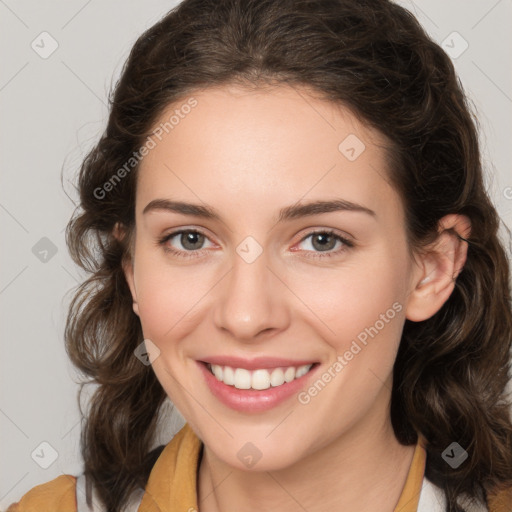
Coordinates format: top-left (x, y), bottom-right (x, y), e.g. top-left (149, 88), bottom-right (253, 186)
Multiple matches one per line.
top-left (124, 83), bottom-right (424, 470)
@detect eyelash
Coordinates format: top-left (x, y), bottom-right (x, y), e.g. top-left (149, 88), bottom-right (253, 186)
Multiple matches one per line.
top-left (157, 228), bottom-right (354, 260)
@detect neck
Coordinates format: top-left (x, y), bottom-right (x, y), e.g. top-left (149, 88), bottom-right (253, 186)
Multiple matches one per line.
top-left (197, 388), bottom-right (417, 512)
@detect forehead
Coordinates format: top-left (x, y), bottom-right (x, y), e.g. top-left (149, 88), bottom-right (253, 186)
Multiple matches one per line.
top-left (135, 83), bottom-right (403, 228)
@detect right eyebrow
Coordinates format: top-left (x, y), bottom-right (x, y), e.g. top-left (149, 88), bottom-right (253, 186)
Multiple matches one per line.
top-left (142, 199), bottom-right (219, 219)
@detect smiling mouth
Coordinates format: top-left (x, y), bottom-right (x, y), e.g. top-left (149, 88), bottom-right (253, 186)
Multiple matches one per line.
top-left (205, 362), bottom-right (319, 390)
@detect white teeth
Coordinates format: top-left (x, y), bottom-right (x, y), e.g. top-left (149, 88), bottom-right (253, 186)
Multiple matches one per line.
top-left (234, 368), bottom-right (251, 389)
top-left (208, 363), bottom-right (314, 390)
top-left (223, 366), bottom-right (235, 385)
top-left (252, 369), bottom-right (271, 390)
top-left (269, 368), bottom-right (285, 387)
top-left (284, 367), bottom-right (296, 382)
top-left (212, 365), bottom-right (223, 381)
top-left (296, 364), bottom-right (311, 378)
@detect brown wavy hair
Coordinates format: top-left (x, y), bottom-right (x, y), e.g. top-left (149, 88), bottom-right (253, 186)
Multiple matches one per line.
top-left (64, 0), bottom-right (512, 510)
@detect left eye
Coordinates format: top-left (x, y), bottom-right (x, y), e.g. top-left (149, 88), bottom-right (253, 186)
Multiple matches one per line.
top-left (295, 230), bottom-right (353, 255)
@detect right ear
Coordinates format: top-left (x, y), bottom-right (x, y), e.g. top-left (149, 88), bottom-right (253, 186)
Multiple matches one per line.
top-left (113, 222), bottom-right (139, 317)
top-left (122, 258), bottom-right (139, 317)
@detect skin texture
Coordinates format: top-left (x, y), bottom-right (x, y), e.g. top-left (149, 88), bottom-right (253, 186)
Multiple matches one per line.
top-left (122, 84), bottom-right (471, 512)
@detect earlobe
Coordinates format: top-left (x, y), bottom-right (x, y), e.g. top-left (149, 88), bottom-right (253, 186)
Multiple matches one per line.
top-left (405, 214), bottom-right (471, 322)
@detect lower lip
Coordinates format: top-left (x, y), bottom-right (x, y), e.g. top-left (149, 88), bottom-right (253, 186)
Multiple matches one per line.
top-left (197, 361), bottom-right (319, 413)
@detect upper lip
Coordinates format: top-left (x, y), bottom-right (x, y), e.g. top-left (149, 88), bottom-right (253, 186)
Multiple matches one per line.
top-left (199, 356), bottom-right (318, 371)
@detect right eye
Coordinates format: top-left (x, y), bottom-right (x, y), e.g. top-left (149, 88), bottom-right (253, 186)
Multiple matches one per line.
top-left (158, 229), bottom-right (215, 258)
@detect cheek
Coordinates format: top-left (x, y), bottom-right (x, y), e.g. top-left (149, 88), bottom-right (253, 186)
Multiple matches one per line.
top-left (289, 248), bottom-right (408, 357)
top-left (133, 260), bottom-right (214, 412)
top-left (134, 256), bottom-right (215, 342)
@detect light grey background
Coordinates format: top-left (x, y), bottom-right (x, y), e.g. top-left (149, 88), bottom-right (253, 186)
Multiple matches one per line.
top-left (1, 1), bottom-right (511, 508)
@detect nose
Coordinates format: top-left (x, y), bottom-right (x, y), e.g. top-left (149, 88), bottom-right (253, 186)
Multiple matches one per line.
top-left (213, 246), bottom-right (290, 342)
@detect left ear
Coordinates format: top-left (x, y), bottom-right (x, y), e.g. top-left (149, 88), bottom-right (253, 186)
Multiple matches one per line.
top-left (405, 214), bottom-right (471, 322)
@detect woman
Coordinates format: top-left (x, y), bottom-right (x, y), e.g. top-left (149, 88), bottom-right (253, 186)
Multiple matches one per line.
top-left (8, 0), bottom-right (512, 511)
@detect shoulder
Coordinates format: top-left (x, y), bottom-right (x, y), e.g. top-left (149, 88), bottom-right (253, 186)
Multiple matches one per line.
top-left (424, 480), bottom-right (512, 512)
top-left (6, 474), bottom-right (76, 512)
top-left (487, 484), bottom-right (512, 512)
top-left (6, 425), bottom-right (199, 512)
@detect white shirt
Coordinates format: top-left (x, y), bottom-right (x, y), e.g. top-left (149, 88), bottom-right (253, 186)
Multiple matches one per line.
top-left (418, 477), bottom-right (489, 512)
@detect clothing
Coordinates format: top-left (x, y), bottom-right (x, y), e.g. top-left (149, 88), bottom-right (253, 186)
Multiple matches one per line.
top-left (6, 423), bottom-right (511, 512)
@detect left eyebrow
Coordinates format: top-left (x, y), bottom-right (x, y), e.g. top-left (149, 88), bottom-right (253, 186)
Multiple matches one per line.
top-left (277, 199), bottom-right (376, 221)
top-left (142, 198), bottom-right (376, 222)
